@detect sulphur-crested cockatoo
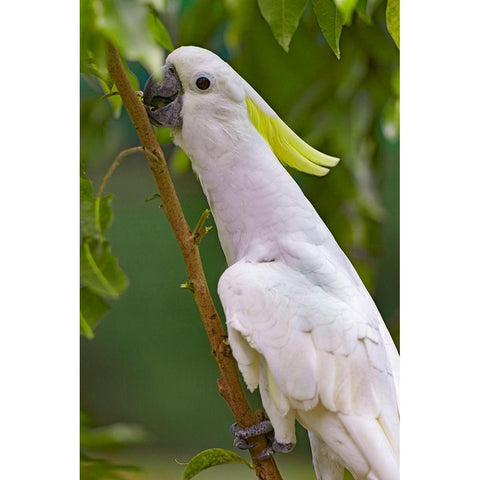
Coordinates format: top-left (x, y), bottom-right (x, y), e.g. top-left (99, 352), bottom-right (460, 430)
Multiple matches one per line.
top-left (143, 46), bottom-right (399, 480)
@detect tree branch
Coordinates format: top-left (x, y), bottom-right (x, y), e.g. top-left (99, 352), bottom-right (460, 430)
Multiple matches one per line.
top-left (106, 43), bottom-right (283, 480)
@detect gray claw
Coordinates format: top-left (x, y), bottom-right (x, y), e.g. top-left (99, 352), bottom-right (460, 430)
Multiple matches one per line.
top-left (272, 441), bottom-right (295, 453)
top-left (230, 419), bottom-right (295, 457)
top-left (234, 437), bottom-right (257, 450)
top-left (231, 420), bottom-right (273, 440)
top-left (254, 445), bottom-right (275, 460)
top-left (254, 441), bottom-right (296, 459)
top-left (230, 422), bottom-right (238, 435)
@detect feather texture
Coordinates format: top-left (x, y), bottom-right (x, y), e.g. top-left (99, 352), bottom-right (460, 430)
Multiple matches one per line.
top-left (245, 97), bottom-right (339, 176)
top-left (162, 46), bottom-right (399, 480)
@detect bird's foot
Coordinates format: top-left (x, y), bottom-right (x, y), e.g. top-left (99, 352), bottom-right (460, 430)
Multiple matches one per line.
top-left (230, 420), bottom-right (295, 458)
top-left (230, 420), bottom-right (274, 440)
top-left (230, 420), bottom-right (273, 450)
top-left (254, 440), bottom-right (296, 460)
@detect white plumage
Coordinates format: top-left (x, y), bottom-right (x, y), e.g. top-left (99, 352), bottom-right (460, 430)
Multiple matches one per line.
top-left (162, 46), bottom-right (400, 480)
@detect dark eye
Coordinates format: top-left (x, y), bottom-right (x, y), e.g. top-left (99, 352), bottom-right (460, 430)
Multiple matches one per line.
top-left (196, 76), bottom-right (211, 90)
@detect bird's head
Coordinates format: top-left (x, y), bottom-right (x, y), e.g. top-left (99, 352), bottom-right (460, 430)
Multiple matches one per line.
top-left (143, 46), bottom-right (339, 176)
top-left (143, 46), bottom-right (244, 128)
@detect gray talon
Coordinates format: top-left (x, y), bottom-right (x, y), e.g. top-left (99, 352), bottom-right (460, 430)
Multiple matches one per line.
top-left (255, 441), bottom-right (296, 459)
top-left (231, 420), bottom-right (273, 440)
top-left (254, 445), bottom-right (275, 460)
top-left (230, 422), bottom-right (238, 435)
top-left (230, 419), bottom-right (295, 457)
top-left (234, 437), bottom-right (257, 450)
top-left (272, 441), bottom-right (295, 453)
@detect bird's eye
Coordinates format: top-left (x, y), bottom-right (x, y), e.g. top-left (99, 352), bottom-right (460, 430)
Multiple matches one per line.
top-left (196, 76), bottom-right (211, 90)
top-left (191, 72), bottom-right (215, 92)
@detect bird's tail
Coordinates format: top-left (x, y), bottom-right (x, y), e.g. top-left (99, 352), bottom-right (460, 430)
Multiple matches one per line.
top-left (308, 430), bottom-right (344, 480)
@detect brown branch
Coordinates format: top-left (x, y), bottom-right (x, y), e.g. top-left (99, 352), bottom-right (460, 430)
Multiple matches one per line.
top-left (106, 43), bottom-right (283, 480)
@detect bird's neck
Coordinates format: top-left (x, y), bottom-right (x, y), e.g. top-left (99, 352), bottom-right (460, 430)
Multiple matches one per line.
top-left (174, 119), bottom-right (319, 265)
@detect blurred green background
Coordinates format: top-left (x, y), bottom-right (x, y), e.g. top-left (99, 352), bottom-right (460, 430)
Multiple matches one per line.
top-left (80, 0), bottom-right (399, 478)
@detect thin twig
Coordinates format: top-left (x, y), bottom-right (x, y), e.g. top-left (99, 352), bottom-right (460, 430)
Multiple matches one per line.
top-left (97, 146), bottom-right (144, 197)
top-left (93, 90), bottom-right (143, 108)
top-left (94, 91), bottom-right (121, 106)
top-left (106, 43), bottom-right (283, 480)
top-left (192, 209), bottom-right (212, 245)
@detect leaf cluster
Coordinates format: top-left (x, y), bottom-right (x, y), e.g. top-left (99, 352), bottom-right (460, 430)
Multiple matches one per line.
top-left (80, 412), bottom-right (148, 480)
top-left (258, 0), bottom-right (399, 56)
top-left (79, 0), bottom-right (175, 338)
top-left (80, 0), bottom-right (173, 76)
top-left (80, 174), bottom-right (128, 338)
top-left (81, 0), bottom-right (174, 118)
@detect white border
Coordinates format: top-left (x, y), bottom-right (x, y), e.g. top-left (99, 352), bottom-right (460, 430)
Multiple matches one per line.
top-left (402, 0), bottom-right (480, 477)
top-left (1, 1), bottom-right (78, 478)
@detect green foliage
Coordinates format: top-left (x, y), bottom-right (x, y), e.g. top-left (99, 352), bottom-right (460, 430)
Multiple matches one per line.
top-left (354, 0), bottom-right (382, 23)
top-left (178, 0), bottom-right (228, 46)
top-left (80, 287), bottom-right (111, 338)
top-left (257, 0), bottom-right (399, 57)
top-left (80, 239), bottom-right (128, 299)
top-left (183, 448), bottom-right (252, 480)
top-left (81, 419), bottom-right (149, 450)
top-left (148, 12), bottom-right (175, 51)
top-left (80, 0), bottom-right (172, 119)
top-left (80, 175), bottom-right (128, 337)
top-left (79, 0), bottom-right (175, 338)
top-left (81, 412), bottom-right (147, 479)
top-left (80, 0), bottom-right (172, 76)
top-left (257, 0), bottom-right (309, 52)
top-left (386, 0), bottom-right (399, 48)
top-left (312, 0), bottom-right (343, 58)
top-left (80, 177), bottom-right (114, 238)
top-left (171, 147), bottom-right (192, 174)
top-left (81, 454), bottom-right (141, 480)
top-left (334, 0), bottom-right (358, 22)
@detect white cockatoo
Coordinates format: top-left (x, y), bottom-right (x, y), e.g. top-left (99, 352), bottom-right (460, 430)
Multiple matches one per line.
top-left (143, 46), bottom-right (399, 480)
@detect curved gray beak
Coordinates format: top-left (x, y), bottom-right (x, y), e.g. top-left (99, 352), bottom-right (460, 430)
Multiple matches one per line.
top-left (143, 63), bottom-right (183, 128)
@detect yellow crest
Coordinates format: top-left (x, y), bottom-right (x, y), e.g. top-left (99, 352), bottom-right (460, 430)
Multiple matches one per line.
top-left (246, 97), bottom-right (339, 176)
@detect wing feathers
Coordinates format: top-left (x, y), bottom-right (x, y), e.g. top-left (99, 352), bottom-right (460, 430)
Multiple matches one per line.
top-left (219, 260), bottom-right (399, 478)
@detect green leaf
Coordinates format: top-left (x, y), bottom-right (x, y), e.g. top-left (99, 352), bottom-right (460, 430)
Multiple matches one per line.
top-left (381, 98), bottom-right (400, 142)
top-left (125, 65), bottom-right (140, 92)
top-left (80, 0), bottom-right (96, 74)
top-left (80, 176), bottom-right (94, 200)
top-left (81, 422), bottom-right (149, 449)
top-left (171, 148), bottom-right (191, 174)
top-left (154, 126), bottom-right (173, 145)
top-left (80, 177), bottom-right (114, 239)
top-left (80, 239), bottom-right (128, 299)
top-left (257, 0), bottom-right (309, 52)
top-left (334, 0), bottom-right (359, 23)
top-left (386, 0), bottom-right (399, 48)
top-left (140, 0), bottom-right (167, 11)
top-left (355, 0), bottom-right (382, 23)
top-left (80, 0), bottom-right (110, 80)
top-left (98, 77), bottom-right (123, 119)
top-left (355, 0), bottom-right (371, 23)
top-left (183, 448), bottom-right (252, 480)
top-left (94, 0), bottom-right (164, 73)
top-left (148, 13), bottom-right (174, 51)
top-left (312, 0), bottom-right (344, 59)
top-left (80, 453), bottom-right (141, 480)
top-left (80, 287), bottom-right (111, 338)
